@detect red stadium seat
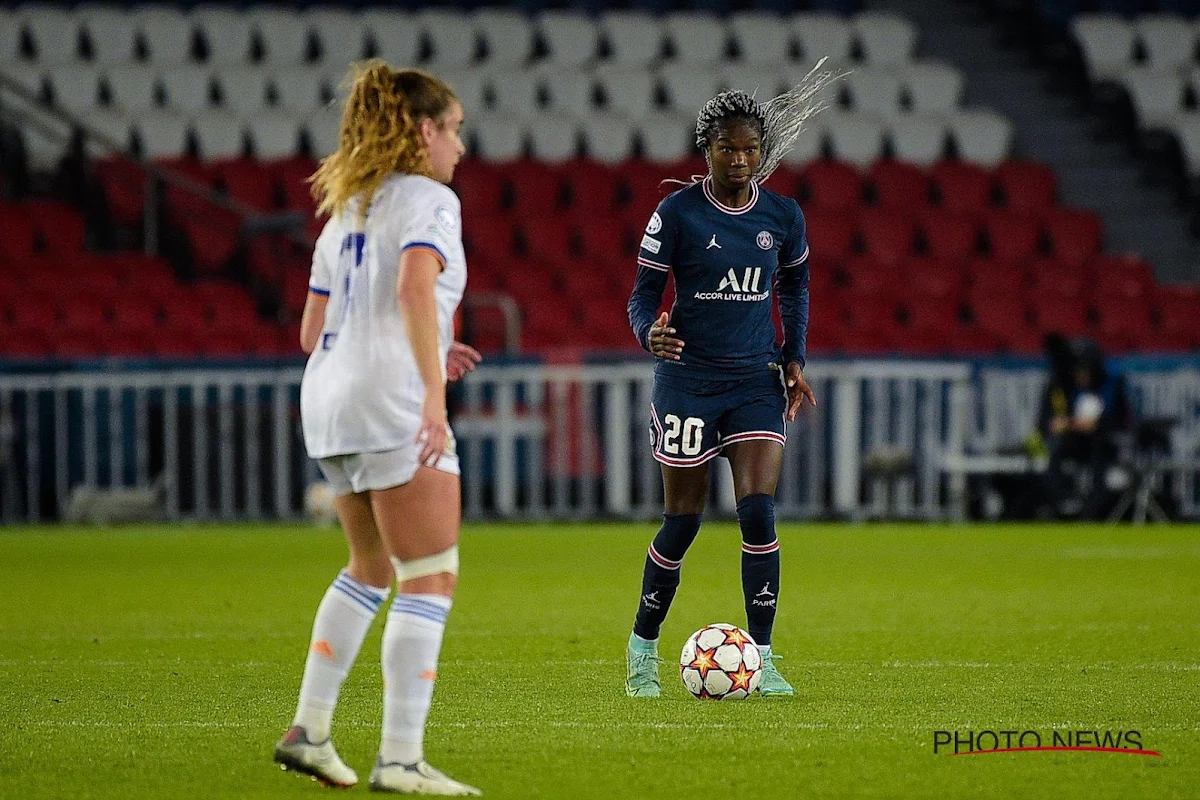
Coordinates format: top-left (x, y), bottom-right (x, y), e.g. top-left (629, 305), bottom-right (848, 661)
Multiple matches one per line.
top-left (58, 298), bottom-right (107, 334)
top-left (25, 200), bottom-right (85, 255)
top-left (967, 282), bottom-right (1035, 349)
top-left (561, 159), bottom-right (621, 216)
top-left (903, 256), bottom-right (966, 302)
top-left (267, 156), bottom-right (319, 213)
top-left (95, 157), bottom-right (148, 227)
top-left (1153, 285), bottom-right (1200, 345)
top-left (762, 165), bottom-right (800, 200)
top-left (179, 207), bottom-right (242, 276)
top-left (213, 159), bottom-right (277, 211)
top-left (0, 210), bottom-right (37, 264)
top-left (920, 211), bottom-right (981, 262)
top-left (858, 209), bottom-right (917, 266)
top-left (2, 330), bottom-right (54, 358)
top-left (798, 160), bottom-right (863, 210)
top-left (982, 211), bottom-right (1042, 263)
top-left (994, 160), bottom-right (1056, 212)
top-left (104, 330), bottom-right (154, 356)
top-left (504, 160), bottom-right (565, 218)
top-left (159, 158), bottom-right (217, 225)
top-left (1044, 208), bottom-right (1103, 269)
top-left (1090, 254), bottom-right (1153, 299)
top-left (930, 161), bottom-right (994, 215)
top-left (111, 296), bottom-right (162, 334)
top-left (54, 331), bottom-right (106, 359)
top-left (802, 207), bottom-right (856, 261)
top-left (577, 215), bottom-right (637, 261)
top-left (516, 215), bottom-right (575, 263)
top-left (1032, 294), bottom-right (1090, 336)
top-left (620, 163), bottom-right (679, 219)
top-left (464, 214), bottom-right (518, 258)
top-left (841, 255), bottom-right (899, 300)
top-left (1030, 260), bottom-right (1088, 299)
top-left (453, 159), bottom-right (508, 218)
top-left (868, 161), bottom-right (931, 210)
top-left (152, 329), bottom-right (203, 358)
top-left (1093, 297), bottom-right (1151, 353)
top-left (5, 301), bottom-right (58, 335)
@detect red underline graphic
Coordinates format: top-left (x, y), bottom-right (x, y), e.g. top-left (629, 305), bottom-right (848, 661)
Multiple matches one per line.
top-left (949, 747), bottom-right (1162, 757)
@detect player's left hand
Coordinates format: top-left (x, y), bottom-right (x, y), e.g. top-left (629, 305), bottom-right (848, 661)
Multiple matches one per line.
top-left (785, 362), bottom-right (816, 422)
top-left (447, 341), bottom-right (482, 382)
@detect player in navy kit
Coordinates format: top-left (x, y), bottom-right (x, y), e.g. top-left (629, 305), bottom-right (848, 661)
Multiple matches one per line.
top-left (625, 87), bottom-right (828, 698)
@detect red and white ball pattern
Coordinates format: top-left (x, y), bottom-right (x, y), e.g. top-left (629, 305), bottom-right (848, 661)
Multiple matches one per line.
top-left (679, 623), bottom-right (761, 700)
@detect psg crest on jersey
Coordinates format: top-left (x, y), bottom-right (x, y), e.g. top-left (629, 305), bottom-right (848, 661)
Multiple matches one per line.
top-left (756, 231), bottom-right (773, 250)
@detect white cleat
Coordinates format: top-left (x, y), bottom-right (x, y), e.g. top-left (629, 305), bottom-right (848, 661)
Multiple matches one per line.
top-left (369, 759), bottom-right (481, 796)
top-left (273, 726), bottom-right (358, 788)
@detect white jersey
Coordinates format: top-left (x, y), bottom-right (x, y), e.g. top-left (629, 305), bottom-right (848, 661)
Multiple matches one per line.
top-left (301, 174), bottom-right (466, 459)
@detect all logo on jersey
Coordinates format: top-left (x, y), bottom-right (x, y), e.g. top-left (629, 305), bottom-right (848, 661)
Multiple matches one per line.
top-left (756, 230), bottom-right (773, 250)
top-left (646, 213), bottom-right (663, 234)
top-left (717, 267), bottom-right (763, 293)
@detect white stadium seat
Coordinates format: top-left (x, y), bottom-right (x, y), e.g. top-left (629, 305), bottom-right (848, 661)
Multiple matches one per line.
top-left (1135, 15), bottom-right (1196, 71)
top-left (215, 68), bottom-right (270, 119)
top-left (471, 113), bottom-right (526, 162)
top-left (417, 9), bottom-right (478, 69)
top-left (888, 115), bottom-right (948, 166)
top-left (21, 124), bottom-right (73, 171)
top-left (134, 7), bottom-right (195, 66)
top-left (728, 12), bottom-right (793, 66)
top-left (663, 12), bottom-right (729, 67)
top-left (0, 8), bottom-right (23, 63)
top-left (306, 109), bottom-right (340, 158)
top-left (638, 111), bottom-right (695, 164)
top-left (540, 69), bottom-right (599, 119)
top-left (488, 68), bottom-right (542, 120)
top-left (84, 110), bottom-right (133, 157)
top-left (306, 8), bottom-right (368, 66)
top-left (133, 110), bottom-right (189, 158)
top-left (779, 116), bottom-right (827, 166)
top-left (721, 64), bottom-right (784, 101)
top-left (1170, 114), bottom-right (1200, 176)
top-left (844, 69), bottom-right (902, 117)
top-left (853, 11), bottom-right (918, 67)
top-left (791, 13), bottom-right (853, 64)
top-left (20, 5), bottom-right (82, 64)
top-left (440, 68), bottom-right (490, 118)
top-left (658, 64), bottom-right (722, 116)
top-left (594, 65), bottom-right (656, 120)
top-left (45, 64), bottom-right (103, 115)
top-left (582, 113), bottom-right (636, 164)
top-left (1071, 14), bottom-right (1135, 83)
top-left (191, 111), bottom-right (245, 160)
top-left (474, 8), bottom-right (535, 67)
top-left (901, 61), bottom-right (964, 114)
top-left (270, 68), bottom-right (328, 115)
top-left (81, 8), bottom-right (139, 64)
top-left (1121, 68), bottom-right (1187, 129)
top-left (527, 113), bottom-right (580, 164)
top-left (826, 112), bottom-right (887, 167)
top-left (105, 65), bottom-right (159, 113)
top-left (946, 109), bottom-right (1013, 167)
top-left (536, 11), bottom-right (600, 69)
top-left (600, 12), bottom-right (664, 68)
top-left (0, 63), bottom-right (45, 116)
top-left (247, 112), bottom-right (302, 160)
top-left (250, 8), bottom-right (313, 66)
top-left (361, 10), bottom-right (421, 66)
top-left (160, 67), bottom-right (214, 114)
top-left (190, 6), bottom-right (254, 65)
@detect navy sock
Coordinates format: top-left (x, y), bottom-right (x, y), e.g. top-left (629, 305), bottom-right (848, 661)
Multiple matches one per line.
top-left (632, 513), bottom-right (702, 641)
top-left (738, 494), bottom-right (780, 647)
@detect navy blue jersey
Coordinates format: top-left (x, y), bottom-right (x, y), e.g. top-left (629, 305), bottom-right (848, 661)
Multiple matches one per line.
top-left (628, 177), bottom-right (811, 378)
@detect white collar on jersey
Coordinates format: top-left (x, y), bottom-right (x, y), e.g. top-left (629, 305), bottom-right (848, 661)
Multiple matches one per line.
top-left (702, 176), bottom-right (759, 216)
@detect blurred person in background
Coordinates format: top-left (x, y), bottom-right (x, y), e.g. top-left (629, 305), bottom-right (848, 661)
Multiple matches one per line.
top-left (623, 62), bottom-right (841, 700)
top-left (274, 61), bottom-right (480, 797)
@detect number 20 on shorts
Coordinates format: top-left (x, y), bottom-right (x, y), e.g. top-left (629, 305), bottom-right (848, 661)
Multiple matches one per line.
top-left (662, 414), bottom-right (704, 456)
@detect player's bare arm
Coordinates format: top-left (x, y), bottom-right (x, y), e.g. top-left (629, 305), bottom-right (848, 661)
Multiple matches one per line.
top-left (399, 247), bottom-right (449, 466)
top-left (298, 293), bottom-right (328, 355)
top-left (447, 341), bottom-right (482, 381)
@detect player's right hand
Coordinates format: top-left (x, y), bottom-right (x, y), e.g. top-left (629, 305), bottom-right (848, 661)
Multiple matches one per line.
top-left (649, 312), bottom-right (684, 361)
top-left (416, 403), bottom-right (449, 467)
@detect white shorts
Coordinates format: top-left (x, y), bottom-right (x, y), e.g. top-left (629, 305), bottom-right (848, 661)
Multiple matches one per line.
top-left (317, 432), bottom-right (460, 496)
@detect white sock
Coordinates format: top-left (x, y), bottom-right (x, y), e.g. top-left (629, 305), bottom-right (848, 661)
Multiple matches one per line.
top-left (292, 570), bottom-right (389, 742)
top-left (379, 593), bottom-right (452, 765)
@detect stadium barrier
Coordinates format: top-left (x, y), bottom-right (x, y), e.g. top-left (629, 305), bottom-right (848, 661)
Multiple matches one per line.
top-left (1, 361), bottom-right (1198, 524)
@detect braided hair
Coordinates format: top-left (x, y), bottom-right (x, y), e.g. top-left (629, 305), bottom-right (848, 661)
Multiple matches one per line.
top-left (691, 58), bottom-right (846, 185)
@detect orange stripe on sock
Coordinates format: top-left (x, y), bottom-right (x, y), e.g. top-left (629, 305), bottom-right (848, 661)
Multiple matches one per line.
top-left (419, 669), bottom-right (438, 681)
top-left (312, 640), bottom-right (336, 660)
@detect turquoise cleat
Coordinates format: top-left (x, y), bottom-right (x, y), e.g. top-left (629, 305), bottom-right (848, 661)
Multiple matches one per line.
top-left (758, 650), bottom-right (795, 697)
top-left (625, 648), bottom-right (662, 698)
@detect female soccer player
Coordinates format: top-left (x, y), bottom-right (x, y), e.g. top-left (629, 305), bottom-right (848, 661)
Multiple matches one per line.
top-left (625, 72), bottom-right (839, 699)
top-left (272, 61), bottom-right (480, 796)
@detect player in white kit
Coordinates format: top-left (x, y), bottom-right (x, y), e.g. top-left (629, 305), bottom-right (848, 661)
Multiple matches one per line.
top-left (272, 62), bottom-right (481, 796)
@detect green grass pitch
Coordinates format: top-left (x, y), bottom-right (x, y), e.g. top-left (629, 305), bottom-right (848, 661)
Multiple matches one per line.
top-left (2, 522), bottom-right (1198, 799)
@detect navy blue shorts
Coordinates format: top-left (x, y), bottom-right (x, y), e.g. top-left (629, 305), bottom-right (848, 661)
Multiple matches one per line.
top-left (649, 368), bottom-right (787, 467)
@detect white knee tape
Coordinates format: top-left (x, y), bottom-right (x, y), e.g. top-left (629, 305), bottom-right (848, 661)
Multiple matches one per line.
top-left (391, 546), bottom-right (459, 581)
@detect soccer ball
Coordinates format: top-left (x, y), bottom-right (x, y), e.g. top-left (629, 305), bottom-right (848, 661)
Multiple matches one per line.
top-left (679, 624), bottom-right (761, 700)
top-left (304, 481), bottom-right (338, 526)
